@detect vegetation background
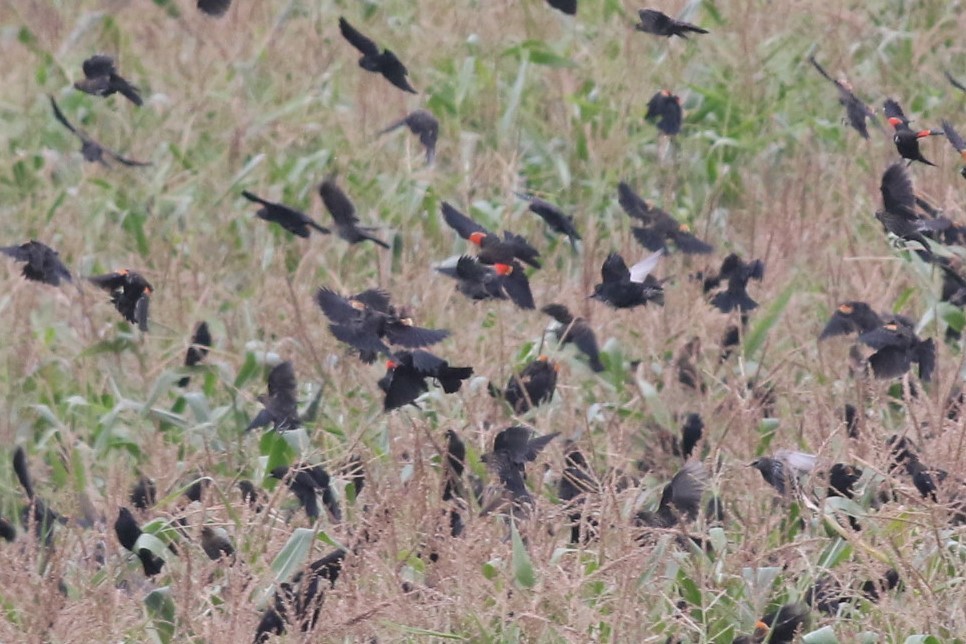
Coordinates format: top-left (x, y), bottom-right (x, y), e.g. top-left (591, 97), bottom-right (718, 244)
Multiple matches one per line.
top-left (0, 0), bottom-right (964, 641)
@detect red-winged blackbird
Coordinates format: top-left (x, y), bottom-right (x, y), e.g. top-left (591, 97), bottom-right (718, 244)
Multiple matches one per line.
top-left (705, 254), bottom-right (763, 312)
top-left (88, 269), bottom-right (152, 331)
top-left (883, 99), bottom-right (943, 166)
top-left (591, 251), bottom-right (664, 308)
top-left (875, 163), bottom-right (949, 257)
top-left (480, 426), bottom-right (558, 515)
top-left (516, 193), bottom-right (581, 247)
top-left (858, 320), bottom-right (935, 381)
top-left (635, 9), bottom-right (707, 38)
top-left (645, 90), bottom-right (683, 135)
top-left (316, 287), bottom-right (449, 363)
top-left (378, 110), bottom-right (438, 164)
top-left (49, 95), bottom-right (150, 167)
top-left (542, 304), bottom-right (604, 372)
top-left (618, 182), bottom-right (712, 254)
top-left (495, 355), bottom-right (559, 413)
top-left (751, 450), bottom-right (817, 497)
top-left (130, 475), bottom-right (157, 510)
top-left (338, 17), bottom-right (416, 94)
top-left (318, 177), bottom-right (390, 248)
top-left (754, 603), bottom-right (810, 644)
top-left (828, 463), bottom-right (862, 499)
top-left (0, 240), bottom-right (71, 286)
top-left (947, 71), bottom-right (966, 93)
top-left (178, 321), bottom-right (212, 387)
top-left (680, 413), bottom-right (703, 460)
top-left (271, 464), bottom-right (341, 522)
top-left (941, 120), bottom-right (966, 180)
top-left (635, 461), bottom-right (708, 528)
top-left (197, 0), bottom-right (231, 16)
top-left (74, 55), bottom-right (142, 106)
top-left (246, 361), bottom-right (300, 431)
top-left (377, 350), bottom-right (473, 411)
top-left (13, 446), bottom-right (65, 545)
top-left (441, 201), bottom-right (541, 268)
top-left (546, 0), bottom-right (576, 15)
top-left (241, 191), bottom-right (330, 238)
top-left (114, 507), bottom-right (165, 577)
top-left (819, 301), bottom-right (882, 339)
top-left (200, 525), bottom-right (235, 561)
top-left (435, 255), bottom-right (535, 309)
top-left (807, 55), bottom-right (879, 139)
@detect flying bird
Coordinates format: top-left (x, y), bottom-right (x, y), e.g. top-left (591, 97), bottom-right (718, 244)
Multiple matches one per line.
top-left (541, 304), bottom-right (604, 372)
top-left (0, 240), bottom-right (71, 286)
top-left (516, 193), bottom-right (581, 246)
top-left (246, 361), bottom-right (300, 431)
top-left (197, 0), bottom-right (231, 16)
top-left (338, 17), bottom-right (416, 94)
top-left (318, 177), bottom-right (390, 248)
top-left (88, 269), bottom-right (152, 331)
top-left (645, 90), bottom-right (683, 135)
top-left (241, 191), bottom-right (330, 238)
top-left (377, 350), bottom-right (473, 411)
top-left (941, 120), bottom-right (966, 180)
top-left (618, 182), bottom-right (712, 254)
top-left (178, 321), bottom-right (212, 387)
top-left (378, 110), bottom-right (438, 164)
top-left (635, 9), bottom-right (707, 38)
top-left (545, 0), bottom-right (577, 15)
top-left (591, 251), bottom-right (664, 308)
top-left (635, 461), bottom-right (708, 528)
top-left (819, 302), bottom-right (883, 339)
top-left (704, 254), bottom-right (764, 313)
top-left (807, 55), bottom-right (878, 139)
top-left (858, 319), bottom-right (935, 381)
top-left (883, 99), bottom-right (943, 166)
top-left (875, 163), bottom-right (949, 257)
top-left (441, 201), bottom-right (541, 268)
top-left (74, 55), bottom-right (142, 106)
top-left (48, 95), bottom-right (150, 167)
top-left (494, 355), bottom-right (559, 413)
top-left (435, 255), bottom-right (535, 309)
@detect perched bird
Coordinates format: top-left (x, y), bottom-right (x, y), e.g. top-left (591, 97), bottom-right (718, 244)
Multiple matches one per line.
top-left (442, 430), bottom-right (467, 503)
top-left (246, 361), bottom-right (300, 431)
top-left (645, 90), bottom-right (683, 135)
top-left (558, 446), bottom-right (599, 543)
top-left (88, 269), bottom-right (152, 331)
top-left (130, 476), bottom-right (157, 510)
top-left (197, 0), bottom-right (231, 16)
top-left (758, 603), bottom-right (810, 644)
top-left (377, 350), bottom-right (473, 411)
top-left (545, 0), bottom-right (577, 15)
top-left (316, 287), bottom-right (449, 363)
top-left (178, 321), bottom-right (212, 387)
top-left (819, 301), bottom-right (882, 339)
top-left (590, 251), bottom-right (664, 308)
top-left (705, 254), bottom-right (764, 313)
top-left (884, 99), bottom-right (942, 166)
top-left (635, 461), bottom-right (708, 528)
top-left (751, 450), bottom-right (817, 497)
top-left (338, 17), bottom-right (416, 94)
top-left (13, 446), bottom-right (65, 545)
top-left (318, 177), bottom-right (390, 248)
top-left (378, 110), bottom-right (438, 164)
top-left (542, 304), bottom-right (604, 372)
top-left (618, 182), bottom-right (712, 254)
top-left (271, 464), bottom-right (340, 522)
top-left (680, 413), bottom-right (704, 460)
top-left (496, 355), bottom-right (559, 413)
top-left (828, 463), bottom-right (862, 499)
top-left (941, 120), bottom-right (966, 180)
top-left (241, 191), bottom-right (330, 238)
top-left (516, 194), bottom-right (581, 247)
top-left (858, 319), bottom-right (935, 381)
top-left (441, 202), bottom-right (541, 268)
top-left (49, 96), bottom-right (150, 167)
top-left (875, 163), bottom-right (948, 257)
top-left (435, 255), bottom-right (535, 310)
top-left (0, 240), bottom-right (71, 286)
top-left (200, 525), bottom-right (235, 561)
top-left (807, 55), bottom-right (878, 139)
top-left (114, 507), bottom-right (165, 577)
top-left (634, 9), bottom-right (707, 38)
top-left (74, 55), bottom-right (142, 106)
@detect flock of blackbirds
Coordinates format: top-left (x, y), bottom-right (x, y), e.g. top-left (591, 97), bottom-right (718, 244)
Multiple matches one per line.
top-left (3, 2), bottom-right (966, 642)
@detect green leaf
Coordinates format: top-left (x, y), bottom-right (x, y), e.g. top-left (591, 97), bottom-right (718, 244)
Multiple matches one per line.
top-left (510, 524), bottom-right (535, 589)
top-left (270, 527), bottom-right (315, 581)
top-left (903, 637), bottom-right (942, 644)
top-left (802, 626), bottom-right (838, 644)
top-left (816, 537), bottom-right (853, 569)
top-left (144, 587), bottom-right (176, 644)
top-left (743, 282), bottom-right (794, 359)
top-left (233, 352), bottom-right (259, 389)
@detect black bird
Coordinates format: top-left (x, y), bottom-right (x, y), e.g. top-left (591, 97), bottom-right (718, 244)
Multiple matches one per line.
top-left (480, 426), bottom-right (558, 515)
top-left (705, 254), bottom-right (764, 313)
top-left (807, 55), bottom-right (878, 139)
top-left (618, 182), bottom-right (712, 254)
top-left (338, 17), bottom-right (416, 94)
top-left (645, 90), bottom-right (683, 135)
top-left (875, 163), bottom-right (948, 257)
top-left (858, 320), bottom-right (935, 381)
top-left (238, 480), bottom-right (265, 512)
top-left (819, 301), bottom-right (882, 339)
top-left (13, 446), bottom-right (65, 545)
top-left (680, 413), bottom-right (703, 460)
top-left (130, 476), bottom-right (157, 510)
top-left (751, 450), bottom-right (817, 497)
top-left (844, 404), bottom-right (859, 438)
top-left (200, 525), bottom-right (235, 561)
top-left (0, 240), bottom-right (72, 286)
top-left (546, 0), bottom-right (577, 15)
top-left (497, 356), bottom-right (559, 413)
top-left (947, 71), bottom-right (966, 93)
top-left (542, 304), bottom-right (604, 372)
top-left (516, 194), bottom-right (581, 247)
top-left (0, 518), bottom-right (15, 542)
top-left (246, 361), bottom-right (300, 431)
top-left (316, 287), bottom-right (449, 363)
top-left (442, 429), bottom-right (467, 503)
top-left (441, 202), bottom-right (541, 268)
top-left (558, 446), bottom-right (599, 542)
top-left (941, 120), bottom-right (966, 180)
top-left (757, 603), bottom-right (810, 644)
top-left (590, 251), bottom-right (664, 308)
top-left (49, 95), bottom-right (150, 167)
top-left (271, 464), bottom-right (340, 522)
top-left (435, 255), bottom-right (535, 310)
top-left (828, 463), bottom-right (862, 499)
top-left (378, 110), bottom-right (438, 164)
top-left (635, 9), bottom-right (707, 38)
top-left (197, 0), bottom-right (231, 16)
top-left (88, 269), bottom-right (152, 331)
top-left (377, 350), bottom-right (473, 411)
top-left (241, 191), bottom-right (331, 238)
top-left (74, 55), bottom-right (142, 106)
top-left (318, 177), bottom-right (390, 248)
top-left (178, 321), bottom-right (212, 387)
top-left (635, 461), bottom-right (708, 528)
top-left (884, 99), bottom-right (942, 166)
top-left (114, 507), bottom-right (165, 577)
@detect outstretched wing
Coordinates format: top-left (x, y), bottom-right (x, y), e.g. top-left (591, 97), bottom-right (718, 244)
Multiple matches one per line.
top-left (319, 178), bottom-right (359, 226)
top-left (338, 17), bottom-right (380, 57)
top-left (441, 201), bottom-right (489, 239)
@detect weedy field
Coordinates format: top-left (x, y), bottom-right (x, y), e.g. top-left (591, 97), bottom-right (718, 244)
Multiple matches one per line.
top-left (0, 0), bottom-right (965, 642)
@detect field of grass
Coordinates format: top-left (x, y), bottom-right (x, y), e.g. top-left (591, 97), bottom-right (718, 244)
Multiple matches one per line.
top-left (0, 0), bottom-right (965, 641)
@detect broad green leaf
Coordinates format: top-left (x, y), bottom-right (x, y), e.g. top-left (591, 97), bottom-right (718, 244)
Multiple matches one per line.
top-left (270, 528), bottom-right (315, 581)
top-left (144, 587), bottom-right (176, 644)
top-left (511, 524), bottom-right (535, 589)
top-left (802, 626), bottom-right (838, 644)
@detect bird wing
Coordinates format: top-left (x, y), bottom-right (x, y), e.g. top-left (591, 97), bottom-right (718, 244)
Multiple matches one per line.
top-left (441, 202), bottom-right (489, 239)
top-left (48, 95), bottom-right (81, 137)
top-left (600, 252), bottom-right (630, 283)
top-left (338, 17), bottom-right (380, 57)
top-left (319, 179), bottom-right (359, 226)
top-left (82, 55), bottom-right (116, 79)
top-left (315, 287), bottom-right (358, 323)
top-left (880, 163), bottom-right (917, 219)
top-left (628, 250), bottom-right (664, 284)
top-left (617, 182), bottom-right (652, 221)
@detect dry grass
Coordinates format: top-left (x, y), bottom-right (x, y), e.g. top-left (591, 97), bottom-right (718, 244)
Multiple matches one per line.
top-left (0, 0), bottom-right (965, 641)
